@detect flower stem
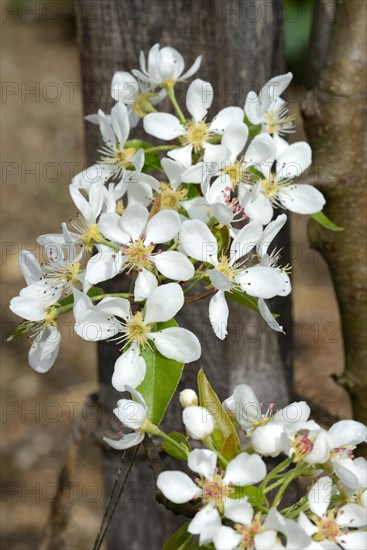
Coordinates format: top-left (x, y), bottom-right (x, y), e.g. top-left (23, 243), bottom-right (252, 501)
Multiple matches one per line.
top-left (148, 424), bottom-right (189, 458)
top-left (98, 238), bottom-right (120, 251)
top-left (144, 145), bottom-right (178, 154)
top-left (166, 86), bottom-right (186, 124)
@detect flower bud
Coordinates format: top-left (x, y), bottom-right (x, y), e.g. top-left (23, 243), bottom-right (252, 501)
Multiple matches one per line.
top-left (182, 406), bottom-right (215, 440)
top-left (179, 389), bottom-right (198, 408)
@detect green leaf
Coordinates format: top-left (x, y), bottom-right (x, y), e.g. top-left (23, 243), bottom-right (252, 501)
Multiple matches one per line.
top-left (162, 521), bottom-right (192, 550)
top-left (229, 484), bottom-right (266, 507)
top-left (125, 139), bottom-right (154, 150)
top-left (211, 223), bottom-right (231, 257)
top-left (137, 320), bottom-right (184, 426)
top-left (162, 432), bottom-right (191, 461)
top-left (310, 211), bottom-right (344, 232)
top-left (197, 369), bottom-right (240, 460)
top-left (244, 115), bottom-right (262, 138)
top-left (225, 289), bottom-right (260, 313)
top-left (6, 320), bottom-right (32, 343)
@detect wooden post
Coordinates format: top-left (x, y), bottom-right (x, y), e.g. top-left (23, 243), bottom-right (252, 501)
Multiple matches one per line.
top-left (75, 1), bottom-right (291, 547)
top-left (302, 0), bottom-right (367, 430)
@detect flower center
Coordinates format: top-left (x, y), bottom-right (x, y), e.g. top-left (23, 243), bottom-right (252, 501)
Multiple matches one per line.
top-left (264, 108), bottom-right (296, 136)
top-left (261, 175), bottom-right (278, 201)
top-left (122, 239), bottom-right (155, 271)
top-left (235, 513), bottom-right (263, 549)
top-left (101, 145), bottom-right (136, 170)
top-left (185, 120), bottom-right (209, 153)
top-left (132, 92), bottom-right (158, 117)
top-left (62, 262), bottom-right (81, 284)
top-left (291, 434), bottom-right (314, 461)
top-left (160, 183), bottom-right (187, 210)
top-left (199, 473), bottom-right (235, 513)
top-left (313, 513), bottom-right (343, 542)
top-left (44, 306), bottom-right (57, 326)
top-left (81, 223), bottom-right (103, 249)
top-left (125, 311), bottom-right (151, 347)
top-left (223, 162), bottom-right (246, 188)
top-left (217, 256), bottom-right (234, 280)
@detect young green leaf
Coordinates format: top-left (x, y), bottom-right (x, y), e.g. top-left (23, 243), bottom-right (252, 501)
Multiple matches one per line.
top-left (162, 431), bottom-right (191, 461)
top-left (162, 521), bottom-right (192, 550)
top-left (137, 320), bottom-right (184, 426)
top-left (310, 211), bottom-right (344, 232)
top-left (197, 369), bottom-right (240, 460)
top-left (225, 289), bottom-right (260, 313)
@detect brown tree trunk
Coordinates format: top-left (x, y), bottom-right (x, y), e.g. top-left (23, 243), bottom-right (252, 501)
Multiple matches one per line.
top-left (302, 0), bottom-right (367, 428)
top-left (75, 1), bottom-right (291, 547)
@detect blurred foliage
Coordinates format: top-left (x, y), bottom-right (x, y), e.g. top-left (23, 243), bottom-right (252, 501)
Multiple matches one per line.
top-left (284, 0), bottom-right (314, 81)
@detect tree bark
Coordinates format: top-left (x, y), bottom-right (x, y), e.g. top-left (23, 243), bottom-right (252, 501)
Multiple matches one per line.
top-left (75, 1), bottom-right (291, 547)
top-left (302, 0), bottom-right (367, 426)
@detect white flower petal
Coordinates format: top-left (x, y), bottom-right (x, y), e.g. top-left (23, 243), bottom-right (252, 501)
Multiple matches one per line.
top-left (28, 325), bottom-right (61, 373)
top-left (143, 113), bottom-right (185, 140)
top-left (110, 102), bottom-right (129, 146)
top-left (223, 453), bottom-right (267, 485)
top-left (189, 504), bottom-right (221, 544)
top-left (111, 71), bottom-right (139, 103)
top-left (230, 219), bottom-right (263, 263)
top-left (276, 141), bottom-right (312, 180)
top-left (224, 499), bottom-right (254, 524)
top-left (328, 420), bottom-right (367, 448)
top-left (183, 406), bottom-right (215, 439)
top-left (252, 424), bottom-right (285, 457)
top-left (241, 189), bottom-right (274, 225)
top-left (144, 283), bottom-right (184, 324)
top-left (213, 526), bottom-right (242, 550)
top-left (98, 212), bottom-right (130, 244)
top-left (209, 106), bottom-right (244, 134)
top-left (273, 401), bottom-right (311, 431)
top-left (144, 209), bottom-right (180, 244)
top-left (188, 449), bottom-right (217, 480)
top-left (112, 344), bottom-right (146, 391)
top-left (120, 203), bottom-right (149, 241)
top-left (306, 430), bottom-right (332, 464)
top-left (209, 290), bottom-right (229, 340)
top-left (152, 250), bottom-right (194, 281)
top-left (257, 213), bottom-right (287, 257)
top-left (134, 268), bottom-right (158, 301)
top-left (19, 251), bottom-right (42, 285)
top-left (337, 503), bottom-right (367, 528)
top-left (167, 144), bottom-right (193, 168)
top-left (258, 298), bottom-right (284, 332)
top-left (339, 531), bottom-right (367, 550)
top-left (244, 91), bottom-right (262, 124)
top-left (186, 79), bottom-right (213, 123)
top-left (157, 471), bottom-right (200, 504)
top-left (208, 270), bottom-right (232, 291)
top-left (10, 296), bottom-right (47, 322)
top-left (149, 327), bottom-right (201, 363)
top-left (237, 266), bottom-right (286, 299)
top-left (180, 55), bottom-right (202, 80)
top-left (334, 457), bottom-right (367, 491)
top-left (86, 249), bottom-right (124, 285)
top-left (278, 184), bottom-right (326, 215)
top-left (104, 432), bottom-right (144, 450)
top-left (244, 133), bottom-right (275, 168)
top-left (222, 122), bottom-right (248, 161)
top-left (95, 297), bottom-right (131, 319)
top-left (308, 476), bottom-right (333, 517)
top-left (113, 398), bottom-right (146, 429)
top-left (180, 219), bottom-right (218, 264)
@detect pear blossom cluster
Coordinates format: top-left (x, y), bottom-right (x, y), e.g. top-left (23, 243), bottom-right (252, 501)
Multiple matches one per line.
top-left (9, 44), bottom-right (326, 385)
top-left (110, 381), bottom-right (366, 550)
top-left (7, 43), bottom-right (364, 549)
